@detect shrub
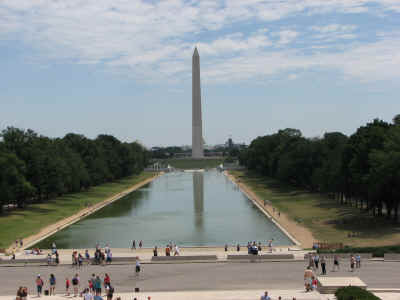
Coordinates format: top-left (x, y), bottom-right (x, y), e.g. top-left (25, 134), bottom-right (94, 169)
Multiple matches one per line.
top-left (318, 245), bottom-right (400, 257)
top-left (335, 286), bottom-right (381, 300)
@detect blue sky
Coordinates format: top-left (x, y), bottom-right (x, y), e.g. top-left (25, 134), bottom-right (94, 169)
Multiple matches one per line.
top-left (1, 0), bottom-right (400, 147)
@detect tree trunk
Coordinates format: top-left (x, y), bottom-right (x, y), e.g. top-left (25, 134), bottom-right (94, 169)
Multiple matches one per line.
top-left (378, 203), bottom-right (383, 217)
top-left (387, 206), bottom-right (392, 219)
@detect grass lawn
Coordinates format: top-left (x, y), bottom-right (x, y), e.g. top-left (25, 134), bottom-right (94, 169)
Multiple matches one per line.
top-left (0, 172), bottom-right (155, 249)
top-left (230, 170), bottom-right (400, 247)
top-left (165, 158), bottom-right (224, 169)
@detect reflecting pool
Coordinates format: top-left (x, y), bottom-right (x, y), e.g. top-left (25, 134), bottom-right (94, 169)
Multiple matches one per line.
top-left (35, 171), bottom-right (293, 248)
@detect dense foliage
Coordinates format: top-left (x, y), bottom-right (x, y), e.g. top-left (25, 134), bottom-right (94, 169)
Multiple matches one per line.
top-left (0, 127), bottom-right (149, 213)
top-left (240, 115), bottom-right (400, 221)
top-left (318, 245), bottom-right (400, 257)
top-left (335, 286), bottom-right (381, 300)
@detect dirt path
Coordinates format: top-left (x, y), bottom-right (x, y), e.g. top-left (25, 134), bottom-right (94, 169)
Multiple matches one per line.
top-left (12, 173), bottom-right (162, 252)
top-left (226, 171), bottom-right (315, 248)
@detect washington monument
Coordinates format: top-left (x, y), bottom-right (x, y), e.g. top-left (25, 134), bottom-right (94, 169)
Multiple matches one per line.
top-left (192, 47), bottom-right (204, 158)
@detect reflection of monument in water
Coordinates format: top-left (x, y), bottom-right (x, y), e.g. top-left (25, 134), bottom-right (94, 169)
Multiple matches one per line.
top-left (193, 171), bottom-right (204, 229)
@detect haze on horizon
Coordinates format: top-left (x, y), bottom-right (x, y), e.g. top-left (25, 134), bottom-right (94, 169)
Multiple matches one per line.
top-left (1, 1), bottom-right (399, 147)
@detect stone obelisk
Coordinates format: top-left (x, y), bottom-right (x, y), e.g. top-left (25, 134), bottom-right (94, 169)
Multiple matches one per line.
top-left (192, 47), bottom-right (204, 158)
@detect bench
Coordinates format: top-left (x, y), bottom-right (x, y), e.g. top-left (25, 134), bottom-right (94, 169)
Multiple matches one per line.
top-left (384, 253), bottom-right (400, 261)
top-left (151, 255), bottom-right (217, 262)
top-left (227, 254), bottom-right (294, 261)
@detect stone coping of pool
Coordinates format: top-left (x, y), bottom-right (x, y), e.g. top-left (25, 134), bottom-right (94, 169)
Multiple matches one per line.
top-left (0, 247), bottom-right (308, 265)
top-left (223, 171), bottom-right (302, 247)
top-left (1, 289), bottom-right (398, 300)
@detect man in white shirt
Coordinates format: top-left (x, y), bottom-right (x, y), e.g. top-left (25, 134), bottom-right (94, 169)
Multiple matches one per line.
top-left (260, 291), bottom-right (271, 300)
top-left (135, 257), bottom-right (141, 276)
top-left (84, 289), bottom-right (94, 300)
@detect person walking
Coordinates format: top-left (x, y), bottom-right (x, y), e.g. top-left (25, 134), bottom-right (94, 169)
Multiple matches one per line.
top-left (106, 251), bottom-right (112, 264)
top-left (85, 250), bottom-right (90, 264)
top-left (88, 280), bottom-right (94, 293)
top-left (153, 246), bottom-right (158, 257)
top-left (65, 278), bottom-right (70, 296)
top-left (356, 254), bottom-right (361, 268)
top-left (78, 253), bottom-right (83, 268)
top-left (320, 256), bottom-right (327, 275)
top-left (268, 239), bottom-right (273, 252)
top-left (333, 255), bottom-right (340, 271)
top-left (165, 245), bottom-right (170, 256)
top-left (135, 257), bottom-right (141, 276)
top-left (104, 274), bottom-right (111, 289)
top-left (94, 276), bottom-right (102, 296)
top-left (49, 274), bottom-right (56, 296)
top-left (90, 274), bottom-right (96, 293)
top-left (304, 267), bottom-right (313, 292)
top-left (174, 245), bottom-right (180, 256)
top-left (308, 253), bottom-right (314, 269)
top-left (35, 275), bottom-right (44, 297)
top-left (314, 254), bottom-right (320, 270)
top-left (55, 251), bottom-right (60, 265)
top-left (72, 273), bottom-right (80, 297)
top-left (350, 255), bottom-right (355, 272)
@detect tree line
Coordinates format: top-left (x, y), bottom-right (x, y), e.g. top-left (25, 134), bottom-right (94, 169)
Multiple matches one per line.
top-left (239, 115), bottom-right (400, 221)
top-left (0, 127), bottom-right (150, 213)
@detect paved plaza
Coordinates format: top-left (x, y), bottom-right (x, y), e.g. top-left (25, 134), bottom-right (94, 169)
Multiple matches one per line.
top-left (1, 260), bottom-right (399, 298)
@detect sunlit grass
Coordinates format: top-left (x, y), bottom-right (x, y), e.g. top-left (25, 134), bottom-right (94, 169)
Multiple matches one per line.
top-left (0, 172), bottom-right (155, 249)
top-left (230, 170), bottom-right (400, 247)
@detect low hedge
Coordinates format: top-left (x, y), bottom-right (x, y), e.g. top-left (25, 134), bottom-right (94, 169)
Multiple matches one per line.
top-left (318, 245), bottom-right (400, 257)
top-left (335, 286), bottom-right (380, 300)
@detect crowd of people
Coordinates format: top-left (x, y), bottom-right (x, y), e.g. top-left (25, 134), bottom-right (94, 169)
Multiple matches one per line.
top-left (26, 272), bottom-right (117, 299)
top-left (11, 240), bottom-right (366, 300)
top-left (69, 244), bottom-right (113, 267)
top-left (244, 240), bottom-right (274, 255)
top-left (307, 253), bottom-right (362, 276)
top-left (304, 253), bottom-right (363, 292)
top-left (148, 241), bottom-right (276, 257)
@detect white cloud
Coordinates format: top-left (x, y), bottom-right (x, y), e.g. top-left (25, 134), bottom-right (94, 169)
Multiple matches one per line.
top-left (310, 24), bottom-right (358, 42)
top-left (196, 31), bottom-right (271, 55)
top-left (311, 24), bottom-right (357, 33)
top-left (273, 30), bottom-right (299, 45)
top-left (380, 0), bottom-right (400, 12)
top-left (0, 0), bottom-right (399, 83)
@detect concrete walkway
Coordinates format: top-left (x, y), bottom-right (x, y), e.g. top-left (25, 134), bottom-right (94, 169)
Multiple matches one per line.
top-left (0, 290), bottom-right (323, 300)
top-left (1, 290), bottom-right (398, 300)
